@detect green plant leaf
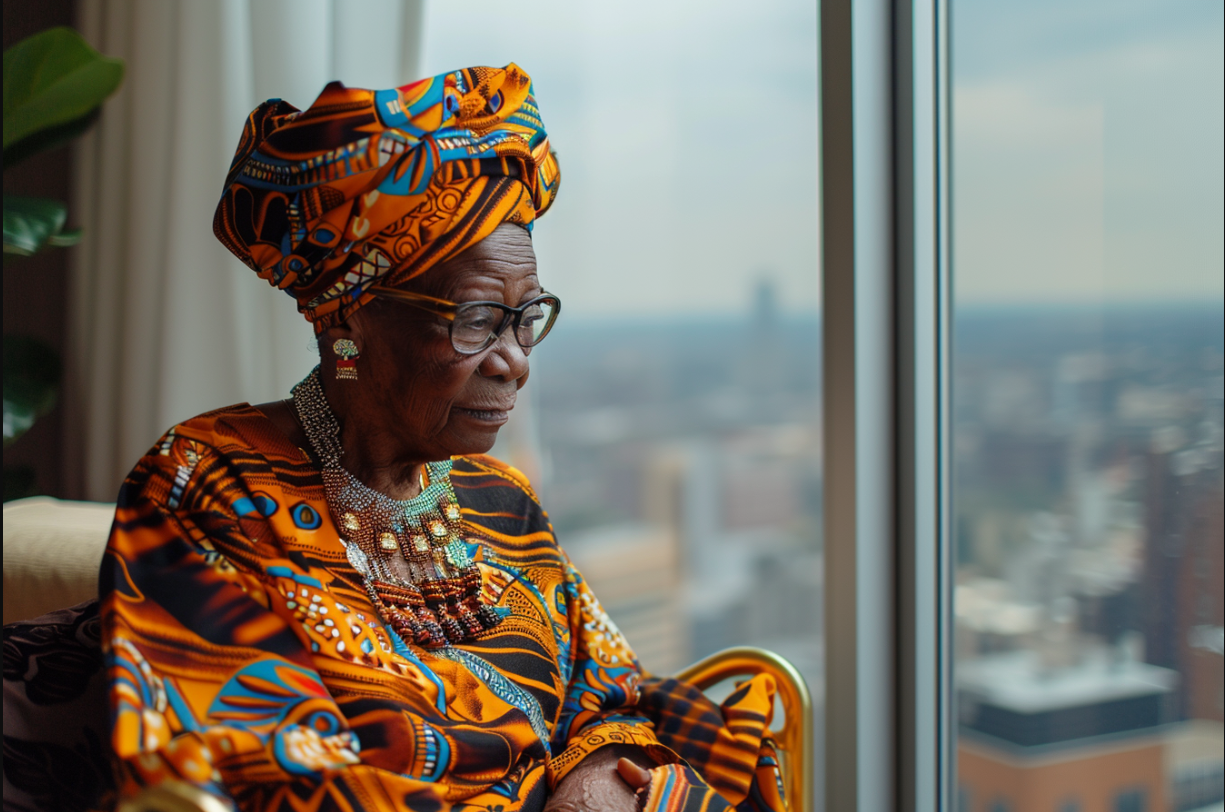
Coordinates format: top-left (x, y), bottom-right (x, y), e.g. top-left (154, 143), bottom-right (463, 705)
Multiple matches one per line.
top-left (47, 227), bottom-right (83, 247)
top-left (3, 26), bottom-right (124, 152)
top-left (3, 106), bottom-right (100, 166)
top-left (3, 196), bottom-right (70, 256)
top-left (3, 334), bottom-right (61, 447)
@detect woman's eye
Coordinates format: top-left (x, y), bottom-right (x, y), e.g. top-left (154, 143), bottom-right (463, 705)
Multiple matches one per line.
top-left (457, 309), bottom-right (498, 332)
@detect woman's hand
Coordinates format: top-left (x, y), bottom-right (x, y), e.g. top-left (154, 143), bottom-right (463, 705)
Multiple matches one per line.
top-left (544, 745), bottom-right (654, 812)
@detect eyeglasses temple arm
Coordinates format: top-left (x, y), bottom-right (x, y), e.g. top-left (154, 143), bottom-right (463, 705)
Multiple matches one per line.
top-left (369, 285), bottom-right (458, 309)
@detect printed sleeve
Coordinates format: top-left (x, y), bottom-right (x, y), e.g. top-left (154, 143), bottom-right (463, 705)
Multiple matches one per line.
top-left (545, 555), bottom-right (679, 788)
top-left (542, 552), bottom-right (790, 811)
top-left (100, 433), bottom-right (450, 810)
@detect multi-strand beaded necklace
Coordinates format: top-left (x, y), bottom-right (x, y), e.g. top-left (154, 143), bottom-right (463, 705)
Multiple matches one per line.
top-left (291, 367), bottom-right (501, 649)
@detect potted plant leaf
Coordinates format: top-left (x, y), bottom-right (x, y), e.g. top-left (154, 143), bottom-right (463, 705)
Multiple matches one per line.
top-left (3, 26), bottom-right (124, 499)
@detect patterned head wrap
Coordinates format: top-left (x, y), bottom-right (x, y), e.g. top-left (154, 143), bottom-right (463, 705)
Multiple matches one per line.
top-left (213, 64), bottom-right (559, 332)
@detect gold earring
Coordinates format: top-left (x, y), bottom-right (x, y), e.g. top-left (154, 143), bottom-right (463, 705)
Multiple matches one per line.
top-left (333, 339), bottom-right (359, 380)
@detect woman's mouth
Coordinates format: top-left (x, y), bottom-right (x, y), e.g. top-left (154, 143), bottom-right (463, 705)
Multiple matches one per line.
top-left (453, 406), bottom-right (511, 425)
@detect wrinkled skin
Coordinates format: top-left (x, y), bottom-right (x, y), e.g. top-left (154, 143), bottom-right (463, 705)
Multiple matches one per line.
top-left (542, 748), bottom-right (655, 812)
top-left (257, 223), bottom-right (657, 809)
top-left (260, 222), bottom-right (538, 498)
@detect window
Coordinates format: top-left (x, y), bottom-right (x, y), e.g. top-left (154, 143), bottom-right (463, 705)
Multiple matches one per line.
top-left (422, 0), bottom-right (824, 798)
top-left (1114, 788), bottom-right (1147, 812)
top-left (951, 1), bottom-right (1223, 811)
top-left (819, 0), bottom-right (1221, 808)
top-left (423, 1), bottom-right (1221, 810)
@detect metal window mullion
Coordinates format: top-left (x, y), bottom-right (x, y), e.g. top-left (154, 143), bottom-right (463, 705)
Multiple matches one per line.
top-left (821, 0), bottom-right (896, 809)
top-left (894, 0), bottom-right (952, 810)
top-left (822, 0), bottom-right (951, 808)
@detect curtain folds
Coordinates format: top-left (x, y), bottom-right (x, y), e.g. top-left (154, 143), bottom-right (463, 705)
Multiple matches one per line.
top-left (66, 0), bottom-right (423, 501)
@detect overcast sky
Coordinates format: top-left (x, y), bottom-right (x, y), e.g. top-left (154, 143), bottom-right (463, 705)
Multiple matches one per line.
top-left (419, 0), bottom-right (1221, 315)
top-left (420, 1), bottom-right (820, 319)
top-left (952, 0), bottom-right (1224, 305)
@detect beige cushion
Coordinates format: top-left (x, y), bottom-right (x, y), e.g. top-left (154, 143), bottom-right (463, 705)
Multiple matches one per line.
top-left (2, 496), bottom-right (115, 625)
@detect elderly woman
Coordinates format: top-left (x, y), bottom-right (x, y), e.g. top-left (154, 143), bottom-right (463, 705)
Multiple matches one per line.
top-left (87, 65), bottom-right (787, 812)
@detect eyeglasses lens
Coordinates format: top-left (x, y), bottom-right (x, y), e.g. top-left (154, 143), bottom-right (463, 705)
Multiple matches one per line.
top-left (450, 297), bottom-right (558, 354)
top-left (452, 305), bottom-right (503, 353)
top-left (517, 299), bottom-right (557, 347)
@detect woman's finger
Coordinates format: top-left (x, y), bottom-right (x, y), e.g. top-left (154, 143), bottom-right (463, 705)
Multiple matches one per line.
top-left (616, 757), bottom-right (653, 788)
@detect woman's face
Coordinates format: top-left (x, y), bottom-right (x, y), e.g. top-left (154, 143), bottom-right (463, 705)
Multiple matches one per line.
top-left (332, 223), bottom-right (539, 462)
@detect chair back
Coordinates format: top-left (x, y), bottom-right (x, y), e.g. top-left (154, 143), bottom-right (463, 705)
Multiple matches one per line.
top-left (674, 646), bottom-right (813, 812)
top-left (2, 496), bottom-right (115, 624)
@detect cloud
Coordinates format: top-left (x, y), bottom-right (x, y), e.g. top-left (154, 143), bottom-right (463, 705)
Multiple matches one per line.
top-left (418, 0), bottom-right (1221, 311)
top-left (420, 0), bottom-right (819, 318)
top-left (953, 16), bottom-right (1223, 304)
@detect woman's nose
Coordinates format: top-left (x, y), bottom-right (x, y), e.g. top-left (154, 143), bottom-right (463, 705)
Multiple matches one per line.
top-left (479, 329), bottom-right (530, 381)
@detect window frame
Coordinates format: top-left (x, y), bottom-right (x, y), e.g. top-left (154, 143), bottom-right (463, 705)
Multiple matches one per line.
top-left (820, 0), bottom-right (952, 809)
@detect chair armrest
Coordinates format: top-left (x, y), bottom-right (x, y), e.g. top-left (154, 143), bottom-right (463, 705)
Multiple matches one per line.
top-left (115, 781), bottom-right (230, 812)
top-left (2, 496), bottom-right (115, 624)
top-left (674, 646), bottom-right (813, 812)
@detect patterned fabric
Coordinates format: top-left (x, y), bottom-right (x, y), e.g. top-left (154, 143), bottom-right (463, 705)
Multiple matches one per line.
top-left (638, 763), bottom-right (732, 812)
top-left (632, 755), bottom-right (784, 812)
top-left (2, 601), bottom-right (115, 812)
top-left (212, 64), bottom-right (560, 333)
top-left (92, 405), bottom-right (786, 812)
top-left (639, 676), bottom-right (787, 811)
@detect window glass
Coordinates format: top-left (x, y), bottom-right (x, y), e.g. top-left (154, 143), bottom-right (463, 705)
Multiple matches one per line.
top-left (421, 0), bottom-right (822, 787)
top-left (951, 2), bottom-right (1224, 811)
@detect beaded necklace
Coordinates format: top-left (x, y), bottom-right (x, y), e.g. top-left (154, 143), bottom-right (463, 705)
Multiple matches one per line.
top-left (291, 367), bottom-right (501, 649)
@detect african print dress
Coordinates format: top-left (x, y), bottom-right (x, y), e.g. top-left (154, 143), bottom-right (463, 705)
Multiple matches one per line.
top-left (100, 405), bottom-right (788, 812)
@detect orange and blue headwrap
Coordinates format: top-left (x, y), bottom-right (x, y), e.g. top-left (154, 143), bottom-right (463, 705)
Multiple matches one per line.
top-left (213, 64), bottom-right (560, 333)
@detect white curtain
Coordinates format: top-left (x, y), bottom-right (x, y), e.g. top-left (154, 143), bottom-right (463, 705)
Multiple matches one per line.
top-left (66, 0), bottom-right (424, 501)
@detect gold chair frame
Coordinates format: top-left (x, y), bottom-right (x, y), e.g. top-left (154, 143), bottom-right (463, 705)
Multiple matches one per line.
top-left (675, 646), bottom-right (814, 812)
top-left (119, 646), bottom-right (813, 812)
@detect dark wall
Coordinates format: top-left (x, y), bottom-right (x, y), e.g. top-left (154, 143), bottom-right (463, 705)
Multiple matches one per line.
top-left (4, 0), bottom-right (79, 499)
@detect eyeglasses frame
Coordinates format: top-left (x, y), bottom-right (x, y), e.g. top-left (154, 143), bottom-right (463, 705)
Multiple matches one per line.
top-left (368, 285), bottom-right (562, 355)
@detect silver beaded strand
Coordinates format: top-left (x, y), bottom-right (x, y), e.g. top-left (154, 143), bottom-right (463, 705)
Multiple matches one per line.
top-left (290, 366), bottom-right (499, 647)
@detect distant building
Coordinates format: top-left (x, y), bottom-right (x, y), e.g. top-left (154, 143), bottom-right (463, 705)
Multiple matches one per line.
top-left (1142, 447), bottom-right (1225, 722)
top-left (959, 735), bottom-right (1166, 812)
top-left (739, 277), bottom-right (788, 417)
top-left (958, 648), bottom-right (1179, 811)
top-left (1177, 469), bottom-right (1224, 726)
top-left (563, 521), bottom-right (689, 675)
top-left (1165, 721), bottom-right (1225, 812)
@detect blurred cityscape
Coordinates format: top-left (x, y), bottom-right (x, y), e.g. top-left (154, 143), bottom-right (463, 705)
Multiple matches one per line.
top-left (529, 279), bottom-right (824, 685)
top-left (954, 306), bottom-right (1224, 812)
top-left (513, 296), bottom-right (1224, 811)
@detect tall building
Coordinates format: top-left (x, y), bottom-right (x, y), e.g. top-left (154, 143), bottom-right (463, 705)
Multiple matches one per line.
top-left (1177, 470), bottom-right (1224, 725)
top-left (958, 648), bottom-right (1178, 811)
top-left (1142, 447), bottom-right (1225, 722)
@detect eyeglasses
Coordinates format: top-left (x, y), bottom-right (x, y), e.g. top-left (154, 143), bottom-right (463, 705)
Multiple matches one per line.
top-left (369, 285), bottom-right (562, 355)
